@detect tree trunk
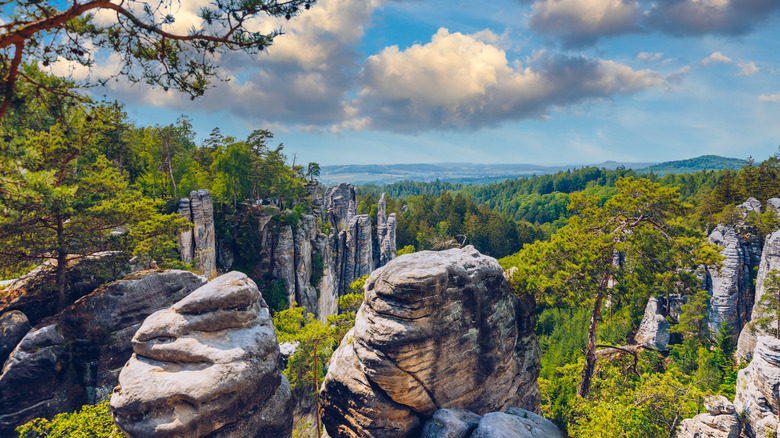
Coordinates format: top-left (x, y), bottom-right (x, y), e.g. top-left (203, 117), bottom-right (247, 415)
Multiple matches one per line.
top-left (578, 292), bottom-right (604, 397)
top-left (55, 217), bottom-right (67, 312)
top-left (164, 139), bottom-right (178, 200)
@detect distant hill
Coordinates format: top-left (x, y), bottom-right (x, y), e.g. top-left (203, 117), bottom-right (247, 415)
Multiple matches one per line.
top-left (636, 155), bottom-right (745, 176)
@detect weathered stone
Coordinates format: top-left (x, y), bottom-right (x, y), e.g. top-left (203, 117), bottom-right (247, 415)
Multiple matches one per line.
top-left (0, 270), bottom-right (206, 436)
top-left (274, 224), bottom-right (297, 307)
top-left (734, 336), bottom-right (780, 438)
top-left (324, 183), bottom-right (357, 231)
top-left (294, 215), bottom-right (319, 314)
top-left (706, 395), bottom-right (736, 415)
top-left (335, 214), bottom-right (374, 294)
top-left (306, 181), bottom-right (324, 208)
top-left (738, 228), bottom-right (780, 361)
top-left (111, 271), bottom-right (292, 438)
top-left (376, 193), bottom-right (397, 268)
top-left (421, 409), bottom-right (482, 438)
top-left (739, 197), bottom-right (763, 215)
top-left (320, 247), bottom-right (541, 438)
top-left (0, 311), bottom-right (30, 367)
top-left (470, 410), bottom-right (563, 438)
top-left (190, 190), bottom-right (217, 278)
top-left (316, 234), bottom-right (339, 322)
top-left (768, 198), bottom-right (780, 216)
top-left (677, 412), bottom-right (740, 438)
top-left (706, 225), bottom-right (755, 336)
top-left (178, 197), bottom-right (194, 265)
top-left (0, 252), bottom-right (130, 326)
top-left (635, 297), bottom-right (671, 351)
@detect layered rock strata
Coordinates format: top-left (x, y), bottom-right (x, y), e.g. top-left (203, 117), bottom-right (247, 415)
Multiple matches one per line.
top-left (677, 396), bottom-right (740, 438)
top-left (734, 336), bottom-right (780, 438)
top-left (738, 228), bottom-right (780, 361)
top-left (320, 246), bottom-right (541, 437)
top-left (324, 182), bottom-right (357, 231)
top-left (635, 297), bottom-right (672, 351)
top-left (0, 270), bottom-right (205, 435)
top-left (334, 214), bottom-right (374, 294)
top-left (110, 271), bottom-right (292, 438)
top-left (178, 190), bottom-right (217, 278)
top-left (376, 193), bottom-right (397, 267)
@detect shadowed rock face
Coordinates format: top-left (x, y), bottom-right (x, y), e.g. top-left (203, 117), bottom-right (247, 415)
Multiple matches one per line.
top-left (0, 270), bottom-right (206, 436)
top-left (0, 311), bottom-right (30, 367)
top-left (110, 271), bottom-right (292, 438)
top-left (320, 246), bottom-right (541, 438)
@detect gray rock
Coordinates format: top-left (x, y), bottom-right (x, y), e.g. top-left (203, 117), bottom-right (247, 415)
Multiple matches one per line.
top-left (274, 224), bottom-right (297, 307)
top-left (706, 395), bottom-right (736, 415)
top-left (324, 183), bottom-right (357, 231)
top-left (111, 271), bottom-right (292, 438)
top-left (377, 193), bottom-right (397, 268)
top-left (768, 198), bottom-right (780, 216)
top-left (677, 412), bottom-right (740, 438)
top-left (706, 225), bottom-right (755, 337)
top-left (335, 214), bottom-right (374, 294)
top-left (421, 409), bottom-right (482, 438)
top-left (734, 336), bottom-right (780, 438)
top-left (470, 410), bottom-right (563, 438)
top-left (316, 234), bottom-right (339, 321)
top-left (178, 197), bottom-right (194, 265)
top-left (0, 270), bottom-right (206, 436)
top-left (635, 297), bottom-right (671, 351)
top-left (739, 197), bottom-right (763, 215)
top-left (190, 190), bottom-right (217, 278)
top-left (320, 247), bottom-right (541, 437)
top-left (0, 311), bottom-right (30, 367)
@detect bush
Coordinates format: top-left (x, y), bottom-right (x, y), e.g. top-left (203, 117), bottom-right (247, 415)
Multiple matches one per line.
top-left (266, 279), bottom-right (290, 313)
top-left (16, 400), bottom-right (124, 438)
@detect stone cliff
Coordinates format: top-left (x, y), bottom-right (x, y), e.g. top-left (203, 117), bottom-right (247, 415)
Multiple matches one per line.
top-left (178, 190), bottom-right (217, 278)
top-left (319, 246), bottom-right (541, 437)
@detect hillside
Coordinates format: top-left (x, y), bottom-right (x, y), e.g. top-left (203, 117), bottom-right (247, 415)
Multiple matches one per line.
top-left (637, 155), bottom-right (745, 176)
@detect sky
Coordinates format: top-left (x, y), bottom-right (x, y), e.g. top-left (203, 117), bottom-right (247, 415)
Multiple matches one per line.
top-left (64, 0), bottom-right (780, 166)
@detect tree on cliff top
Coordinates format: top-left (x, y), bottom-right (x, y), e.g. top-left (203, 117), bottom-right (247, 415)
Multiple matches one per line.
top-left (0, 0), bottom-right (316, 121)
top-left (505, 177), bottom-right (722, 397)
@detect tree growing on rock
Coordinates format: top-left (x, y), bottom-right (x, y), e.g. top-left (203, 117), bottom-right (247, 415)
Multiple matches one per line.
top-left (506, 177), bottom-right (722, 397)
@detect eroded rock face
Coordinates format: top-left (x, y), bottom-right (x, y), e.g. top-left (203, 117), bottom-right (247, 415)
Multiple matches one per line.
top-left (470, 409), bottom-right (563, 438)
top-left (706, 225), bottom-right (756, 336)
top-left (178, 197), bottom-right (194, 265)
top-left (325, 183), bottom-right (357, 231)
top-left (191, 190), bottom-right (217, 278)
top-left (111, 271), bottom-right (292, 438)
top-left (0, 270), bottom-right (205, 436)
top-left (377, 193), bottom-right (397, 268)
top-left (678, 396), bottom-right (740, 438)
top-left (635, 297), bottom-right (671, 351)
top-left (0, 311), bottom-right (30, 367)
top-left (734, 336), bottom-right (780, 438)
top-left (334, 214), bottom-right (374, 295)
top-left (320, 246), bottom-right (541, 438)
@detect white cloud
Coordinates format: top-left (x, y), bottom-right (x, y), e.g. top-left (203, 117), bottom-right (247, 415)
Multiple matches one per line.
top-left (637, 52), bottom-right (663, 62)
top-left (702, 52), bottom-right (732, 65)
top-left (351, 28), bottom-right (664, 132)
top-left (759, 92), bottom-right (780, 102)
top-left (737, 61), bottom-right (759, 76)
top-left (530, 0), bottom-right (642, 46)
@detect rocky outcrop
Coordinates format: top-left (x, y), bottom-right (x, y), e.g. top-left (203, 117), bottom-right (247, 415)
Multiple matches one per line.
top-left (110, 271), bottom-right (292, 438)
top-left (273, 224), bottom-right (297, 308)
top-left (0, 311), bottom-right (30, 367)
top-left (635, 297), bottom-right (671, 351)
top-left (705, 225), bottom-right (758, 337)
top-left (767, 198), bottom-right (780, 216)
top-left (376, 193), bottom-right (397, 267)
top-left (179, 190), bottom-right (217, 278)
top-left (294, 215), bottom-right (320, 313)
top-left (306, 181), bottom-right (324, 209)
top-left (678, 396), bottom-right (740, 438)
top-left (739, 197), bottom-right (763, 215)
top-left (0, 252), bottom-right (130, 326)
top-left (420, 408), bottom-right (561, 438)
top-left (334, 214), bottom-right (374, 294)
top-left (0, 270), bottom-right (205, 436)
top-left (177, 197), bottom-right (194, 265)
top-left (734, 336), bottom-right (780, 438)
top-left (325, 182), bottom-right (357, 231)
top-left (320, 247), bottom-right (541, 437)
top-left (738, 228), bottom-right (780, 362)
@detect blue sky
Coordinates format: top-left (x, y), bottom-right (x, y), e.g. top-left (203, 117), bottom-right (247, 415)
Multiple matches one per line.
top-left (88, 0), bottom-right (780, 166)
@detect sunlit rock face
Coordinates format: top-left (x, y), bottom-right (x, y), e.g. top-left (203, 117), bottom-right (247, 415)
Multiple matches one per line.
top-left (110, 271), bottom-right (292, 438)
top-left (734, 336), bottom-right (780, 438)
top-left (677, 395), bottom-right (740, 438)
top-left (320, 246), bottom-right (541, 438)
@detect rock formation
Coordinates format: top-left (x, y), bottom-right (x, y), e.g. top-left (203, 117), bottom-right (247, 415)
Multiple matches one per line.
top-left (324, 182), bottom-right (357, 231)
top-left (738, 228), bottom-right (780, 362)
top-left (635, 297), bottom-right (672, 351)
top-left (705, 224), bottom-right (759, 337)
top-left (734, 336), bottom-right (780, 438)
top-left (0, 311), bottom-right (30, 367)
top-left (677, 396), bottom-right (740, 438)
top-left (110, 271), bottom-right (292, 438)
top-left (376, 193), bottom-right (397, 267)
top-left (0, 270), bottom-right (205, 435)
top-left (178, 190), bottom-right (217, 278)
top-left (320, 246), bottom-right (541, 437)
top-left (420, 408), bottom-right (562, 438)
top-left (334, 214), bottom-right (374, 294)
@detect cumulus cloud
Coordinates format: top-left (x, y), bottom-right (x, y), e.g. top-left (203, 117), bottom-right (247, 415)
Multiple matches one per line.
top-left (527, 0), bottom-right (780, 46)
top-left (637, 52), bottom-right (664, 62)
top-left (738, 61), bottom-right (759, 76)
top-left (349, 28), bottom-right (664, 132)
top-left (702, 52), bottom-right (732, 65)
top-left (759, 92), bottom-right (780, 102)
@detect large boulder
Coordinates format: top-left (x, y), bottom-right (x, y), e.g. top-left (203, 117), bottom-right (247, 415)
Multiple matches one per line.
top-left (420, 408), bottom-right (561, 438)
top-left (110, 271), bottom-right (292, 438)
top-left (320, 246), bottom-right (541, 438)
top-left (634, 297), bottom-right (671, 351)
top-left (0, 270), bottom-right (205, 436)
top-left (0, 311), bottom-right (30, 367)
top-left (734, 336), bottom-right (780, 438)
top-left (677, 396), bottom-right (740, 438)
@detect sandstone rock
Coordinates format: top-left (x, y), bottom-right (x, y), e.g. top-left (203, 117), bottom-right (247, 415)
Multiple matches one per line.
top-left (325, 183), bottom-right (357, 231)
top-left (376, 193), bottom-right (397, 267)
top-left (316, 234), bottom-right (339, 322)
top-left (635, 297), bottom-right (671, 351)
top-left (306, 181), bottom-right (324, 208)
top-left (706, 225), bottom-right (755, 336)
top-left (190, 190), bottom-right (217, 278)
top-left (334, 214), bottom-right (374, 294)
top-left (738, 228), bottom-right (780, 361)
top-left (768, 198), bottom-right (780, 216)
top-left (470, 410), bottom-right (563, 438)
top-left (421, 409), bottom-right (482, 438)
top-left (0, 311), bottom-right (30, 367)
top-left (0, 252), bottom-right (130, 326)
top-left (677, 412), bottom-right (740, 438)
top-left (734, 336), bottom-right (780, 438)
top-left (0, 270), bottom-right (205, 436)
top-left (739, 197), bottom-right (763, 215)
top-left (273, 224), bottom-right (297, 308)
top-left (706, 395), bottom-right (737, 415)
top-left (320, 246), bottom-right (541, 438)
top-left (178, 197), bottom-right (194, 265)
top-left (111, 271), bottom-right (292, 438)
top-left (294, 215), bottom-right (319, 314)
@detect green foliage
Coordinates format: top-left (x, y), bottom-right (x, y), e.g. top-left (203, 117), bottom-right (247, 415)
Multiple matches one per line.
top-left (266, 280), bottom-right (290, 313)
top-left (755, 269), bottom-right (780, 338)
top-left (16, 400), bottom-right (124, 438)
top-left (348, 275), bottom-right (369, 295)
top-left (396, 245), bottom-right (416, 256)
top-left (311, 253), bottom-right (324, 287)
